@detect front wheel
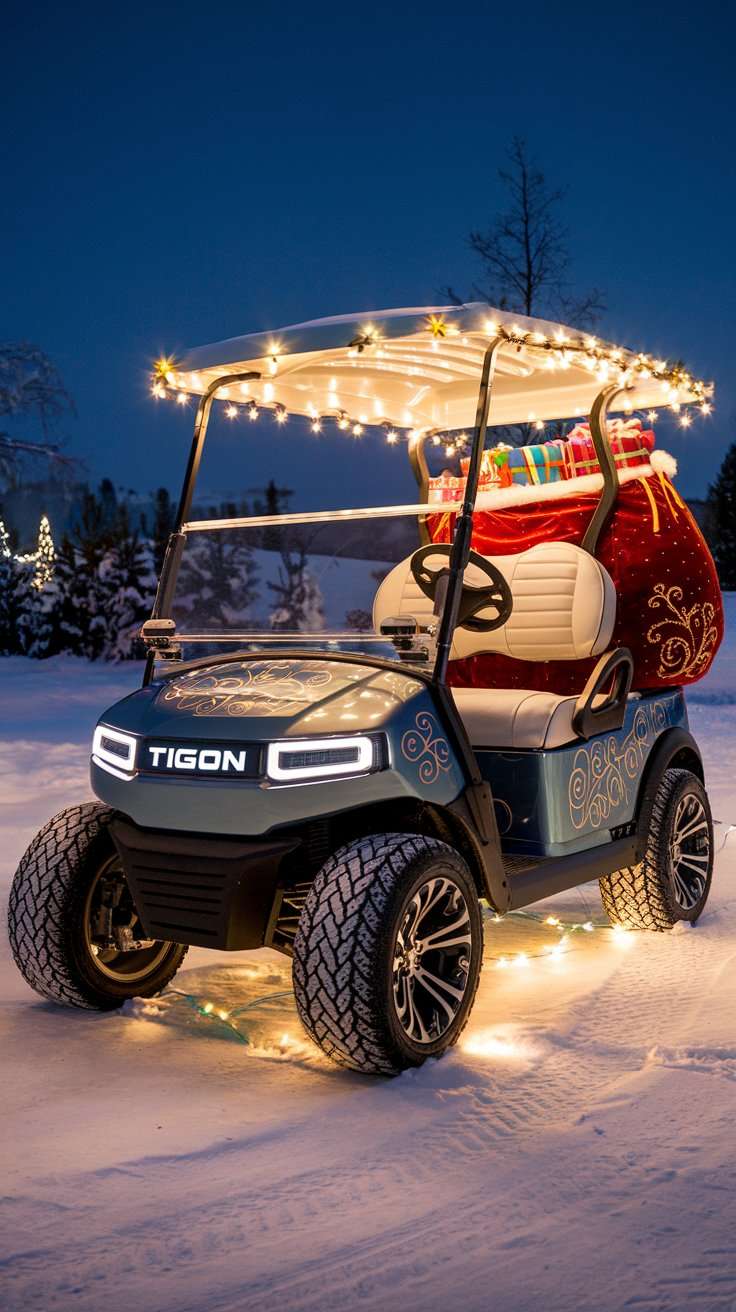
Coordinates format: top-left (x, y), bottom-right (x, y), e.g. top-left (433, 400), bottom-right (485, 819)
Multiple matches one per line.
top-left (8, 802), bottom-right (187, 1010)
top-left (293, 834), bottom-right (483, 1074)
top-left (599, 768), bottom-right (713, 931)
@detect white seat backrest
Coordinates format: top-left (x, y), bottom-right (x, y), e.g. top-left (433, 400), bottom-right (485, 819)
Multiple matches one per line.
top-left (373, 541), bottom-right (616, 662)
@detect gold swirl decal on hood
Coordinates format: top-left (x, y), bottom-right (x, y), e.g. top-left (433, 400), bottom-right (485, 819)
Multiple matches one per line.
top-left (160, 659), bottom-right (364, 717)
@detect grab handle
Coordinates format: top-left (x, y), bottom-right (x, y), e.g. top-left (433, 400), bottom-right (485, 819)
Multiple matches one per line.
top-left (572, 647), bottom-right (634, 739)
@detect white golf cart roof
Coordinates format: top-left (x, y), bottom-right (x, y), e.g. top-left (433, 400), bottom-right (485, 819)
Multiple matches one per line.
top-left (164, 304), bottom-right (711, 433)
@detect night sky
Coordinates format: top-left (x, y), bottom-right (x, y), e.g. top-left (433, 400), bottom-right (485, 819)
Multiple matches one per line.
top-left (3, 1), bottom-right (735, 511)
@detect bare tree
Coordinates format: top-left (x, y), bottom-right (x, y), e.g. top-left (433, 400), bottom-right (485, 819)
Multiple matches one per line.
top-left (0, 343), bottom-right (76, 488)
top-left (444, 138), bottom-right (605, 328)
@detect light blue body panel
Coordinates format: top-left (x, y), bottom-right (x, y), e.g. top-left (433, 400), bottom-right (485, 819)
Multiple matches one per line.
top-left (91, 657), bottom-right (466, 836)
top-left (476, 689), bottom-right (688, 857)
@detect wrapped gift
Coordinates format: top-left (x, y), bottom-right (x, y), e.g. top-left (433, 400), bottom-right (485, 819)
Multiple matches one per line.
top-left (564, 417), bottom-right (655, 478)
top-left (460, 444), bottom-right (513, 490)
top-left (502, 440), bottom-right (566, 486)
top-left (428, 470), bottom-right (464, 504)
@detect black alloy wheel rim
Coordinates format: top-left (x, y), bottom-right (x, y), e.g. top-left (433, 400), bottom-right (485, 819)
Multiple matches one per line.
top-left (670, 791), bottom-right (710, 911)
top-left (392, 875), bottom-right (472, 1044)
top-left (83, 854), bottom-right (172, 982)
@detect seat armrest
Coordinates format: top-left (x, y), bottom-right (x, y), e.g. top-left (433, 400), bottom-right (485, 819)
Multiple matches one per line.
top-left (572, 648), bottom-right (634, 739)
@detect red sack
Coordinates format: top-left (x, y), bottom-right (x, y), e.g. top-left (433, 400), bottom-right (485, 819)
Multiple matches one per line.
top-left (429, 467), bottom-right (724, 696)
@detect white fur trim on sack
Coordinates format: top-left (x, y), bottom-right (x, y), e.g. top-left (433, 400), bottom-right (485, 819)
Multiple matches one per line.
top-left (456, 450), bottom-right (680, 514)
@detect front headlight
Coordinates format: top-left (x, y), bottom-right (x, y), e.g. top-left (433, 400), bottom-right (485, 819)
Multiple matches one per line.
top-left (266, 735), bottom-right (378, 783)
top-left (92, 725), bottom-right (137, 780)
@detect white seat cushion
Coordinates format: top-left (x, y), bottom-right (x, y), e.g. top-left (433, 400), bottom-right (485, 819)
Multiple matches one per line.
top-left (374, 541), bottom-right (616, 663)
top-left (452, 686), bottom-right (581, 749)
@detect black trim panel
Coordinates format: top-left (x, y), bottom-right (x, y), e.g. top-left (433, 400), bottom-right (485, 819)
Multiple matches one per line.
top-left (110, 817), bottom-right (299, 950)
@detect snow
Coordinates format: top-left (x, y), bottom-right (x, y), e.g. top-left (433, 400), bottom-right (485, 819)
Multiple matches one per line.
top-left (1, 607), bottom-right (736, 1312)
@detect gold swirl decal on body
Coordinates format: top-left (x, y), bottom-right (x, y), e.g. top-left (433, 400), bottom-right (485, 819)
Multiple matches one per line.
top-left (161, 660), bottom-right (360, 717)
top-left (646, 584), bottom-right (718, 680)
top-left (569, 702), bottom-right (667, 831)
top-left (401, 712), bottom-right (451, 785)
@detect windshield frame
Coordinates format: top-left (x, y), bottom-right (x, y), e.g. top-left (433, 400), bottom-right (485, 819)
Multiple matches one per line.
top-left (143, 351), bottom-right (620, 687)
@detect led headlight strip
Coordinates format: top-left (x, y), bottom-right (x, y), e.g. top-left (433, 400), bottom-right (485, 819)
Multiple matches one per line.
top-left (266, 735), bottom-right (375, 783)
top-left (92, 725), bottom-right (138, 781)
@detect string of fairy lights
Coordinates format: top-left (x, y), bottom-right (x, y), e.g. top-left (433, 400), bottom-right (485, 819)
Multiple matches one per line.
top-left (151, 313), bottom-right (714, 460)
top-left (145, 910), bottom-right (635, 1050)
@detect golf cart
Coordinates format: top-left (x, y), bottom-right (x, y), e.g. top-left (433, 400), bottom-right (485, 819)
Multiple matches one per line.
top-left (8, 305), bottom-right (720, 1074)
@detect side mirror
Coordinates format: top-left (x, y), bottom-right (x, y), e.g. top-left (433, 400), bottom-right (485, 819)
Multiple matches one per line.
top-left (379, 615), bottom-right (419, 640)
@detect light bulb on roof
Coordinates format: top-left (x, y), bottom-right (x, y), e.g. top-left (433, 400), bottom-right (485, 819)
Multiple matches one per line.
top-left (176, 392), bottom-right (188, 406)
top-left (701, 401), bottom-right (713, 415)
top-left (275, 406), bottom-right (288, 425)
top-left (311, 418), bottom-right (322, 433)
top-left (386, 429), bottom-right (398, 444)
top-left (337, 415), bottom-right (349, 430)
top-left (647, 410), bottom-right (659, 423)
top-left (679, 413), bottom-right (692, 428)
top-left (225, 404), bottom-right (237, 419)
top-left (353, 423), bottom-right (363, 436)
top-left (248, 404), bottom-right (259, 421)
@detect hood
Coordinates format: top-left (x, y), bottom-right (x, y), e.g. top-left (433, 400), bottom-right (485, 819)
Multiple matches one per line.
top-left (100, 656), bottom-right (426, 743)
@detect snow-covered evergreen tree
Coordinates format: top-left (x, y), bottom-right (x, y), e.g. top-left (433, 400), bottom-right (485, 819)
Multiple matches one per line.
top-left (176, 534), bottom-right (259, 632)
top-left (15, 560), bottom-right (54, 656)
top-left (97, 531), bottom-right (157, 660)
top-left (0, 521), bottom-right (21, 654)
top-left (269, 545), bottom-right (325, 631)
top-left (706, 441), bottom-right (736, 590)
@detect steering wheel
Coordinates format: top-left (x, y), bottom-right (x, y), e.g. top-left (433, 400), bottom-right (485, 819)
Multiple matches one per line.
top-left (410, 545), bottom-right (513, 632)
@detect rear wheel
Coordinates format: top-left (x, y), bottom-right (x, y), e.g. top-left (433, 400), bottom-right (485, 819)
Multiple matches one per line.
top-left (8, 802), bottom-right (187, 1010)
top-left (599, 768), bottom-right (713, 930)
top-left (293, 833), bottom-right (483, 1074)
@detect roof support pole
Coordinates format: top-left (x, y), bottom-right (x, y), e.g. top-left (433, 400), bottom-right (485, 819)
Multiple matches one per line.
top-left (580, 382), bottom-right (623, 557)
top-left (408, 432), bottom-right (432, 545)
top-left (433, 337), bottom-right (503, 684)
top-left (142, 370), bottom-right (260, 686)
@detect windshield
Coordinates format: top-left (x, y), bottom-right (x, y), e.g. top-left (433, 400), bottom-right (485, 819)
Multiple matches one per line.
top-left (166, 501), bottom-right (453, 668)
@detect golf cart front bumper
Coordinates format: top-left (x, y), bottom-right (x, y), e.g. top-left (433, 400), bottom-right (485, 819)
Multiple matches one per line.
top-left (109, 817), bottom-right (299, 950)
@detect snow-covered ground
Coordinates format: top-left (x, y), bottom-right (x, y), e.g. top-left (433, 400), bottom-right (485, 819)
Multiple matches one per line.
top-left (1, 602), bottom-right (735, 1312)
